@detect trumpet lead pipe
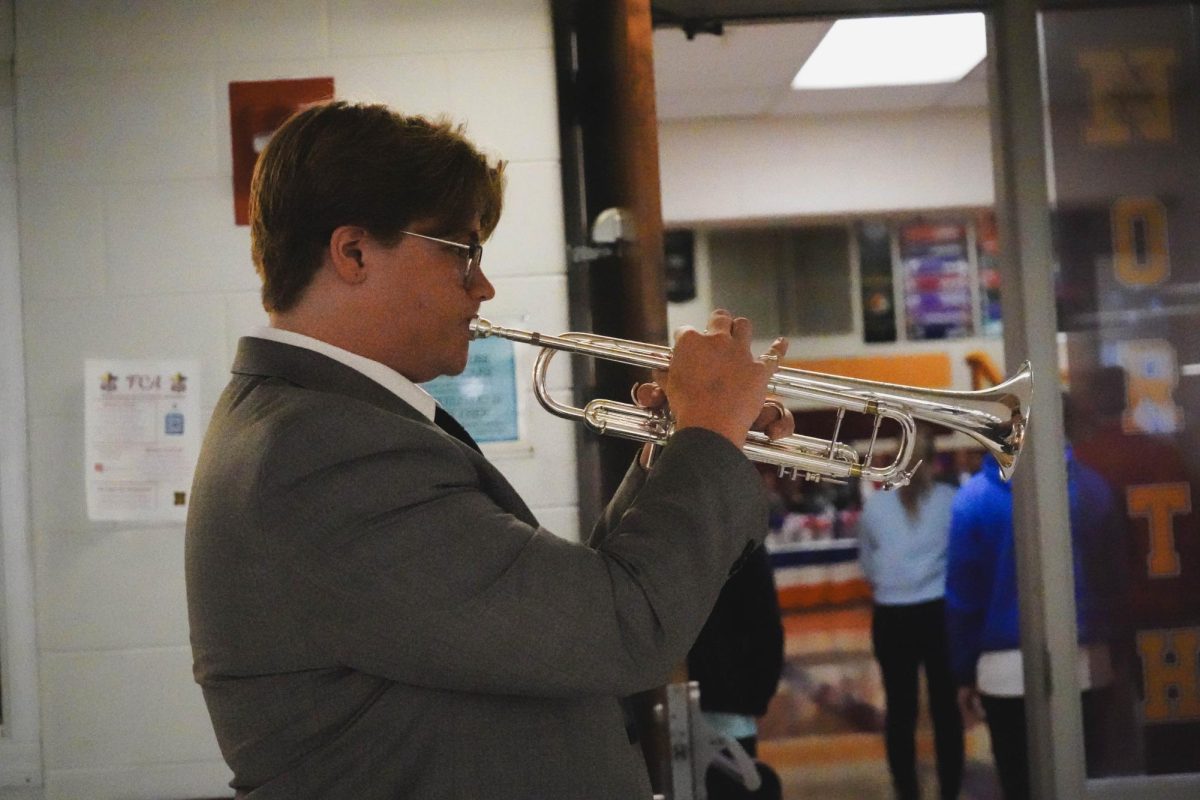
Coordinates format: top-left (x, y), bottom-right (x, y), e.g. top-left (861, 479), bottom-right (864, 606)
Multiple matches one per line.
top-left (470, 318), bottom-right (670, 372)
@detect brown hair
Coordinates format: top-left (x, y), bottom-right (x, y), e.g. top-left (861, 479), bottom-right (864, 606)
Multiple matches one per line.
top-left (249, 101), bottom-right (506, 312)
top-left (899, 426), bottom-right (938, 517)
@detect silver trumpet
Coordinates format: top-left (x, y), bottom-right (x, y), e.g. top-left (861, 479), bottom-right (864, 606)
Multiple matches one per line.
top-left (469, 318), bottom-right (1032, 488)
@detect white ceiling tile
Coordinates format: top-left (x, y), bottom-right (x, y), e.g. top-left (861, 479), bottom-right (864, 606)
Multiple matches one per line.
top-left (655, 18), bottom-right (992, 120)
top-left (657, 87), bottom-right (779, 121)
top-left (771, 83), bottom-right (953, 116)
top-left (935, 62), bottom-right (990, 108)
top-left (935, 78), bottom-right (989, 109)
top-left (653, 20), bottom-right (830, 94)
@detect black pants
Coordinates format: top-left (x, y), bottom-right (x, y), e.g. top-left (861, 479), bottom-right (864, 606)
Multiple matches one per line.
top-left (981, 688), bottom-right (1116, 800)
top-left (979, 695), bottom-right (1028, 800)
top-left (872, 599), bottom-right (965, 800)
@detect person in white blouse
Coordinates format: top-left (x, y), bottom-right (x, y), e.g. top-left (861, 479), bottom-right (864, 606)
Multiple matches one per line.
top-left (857, 429), bottom-right (964, 800)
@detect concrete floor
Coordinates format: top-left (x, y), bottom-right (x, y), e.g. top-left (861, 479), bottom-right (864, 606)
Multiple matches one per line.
top-left (780, 758), bottom-right (1002, 799)
top-left (0, 759), bottom-right (1002, 799)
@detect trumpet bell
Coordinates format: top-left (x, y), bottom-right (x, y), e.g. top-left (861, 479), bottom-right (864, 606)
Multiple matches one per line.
top-left (978, 362), bottom-right (1032, 480)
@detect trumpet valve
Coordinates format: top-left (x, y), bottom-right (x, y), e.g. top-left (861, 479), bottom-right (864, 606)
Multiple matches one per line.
top-left (582, 399), bottom-right (673, 443)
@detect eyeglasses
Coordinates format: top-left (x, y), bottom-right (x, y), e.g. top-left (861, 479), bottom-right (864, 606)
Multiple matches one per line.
top-left (399, 230), bottom-right (483, 287)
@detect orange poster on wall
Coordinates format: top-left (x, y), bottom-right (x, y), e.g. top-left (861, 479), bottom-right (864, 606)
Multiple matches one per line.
top-left (229, 77), bottom-right (335, 225)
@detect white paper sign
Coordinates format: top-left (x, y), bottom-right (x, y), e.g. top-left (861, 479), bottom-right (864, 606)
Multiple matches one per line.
top-left (85, 359), bottom-right (201, 522)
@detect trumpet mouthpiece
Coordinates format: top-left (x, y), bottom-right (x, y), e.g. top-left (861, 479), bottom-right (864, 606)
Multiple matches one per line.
top-left (469, 317), bottom-right (493, 340)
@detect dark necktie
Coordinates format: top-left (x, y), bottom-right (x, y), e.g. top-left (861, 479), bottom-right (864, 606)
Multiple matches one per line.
top-left (434, 406), bottom-right (482, 453)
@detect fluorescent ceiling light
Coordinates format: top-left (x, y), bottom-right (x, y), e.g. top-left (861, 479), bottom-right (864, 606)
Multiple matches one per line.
top-left (792, 13), bottom-right (987, 90)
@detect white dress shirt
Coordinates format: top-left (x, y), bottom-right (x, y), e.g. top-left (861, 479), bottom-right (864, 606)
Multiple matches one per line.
top-left (249, 326), bottom-right (437, 422)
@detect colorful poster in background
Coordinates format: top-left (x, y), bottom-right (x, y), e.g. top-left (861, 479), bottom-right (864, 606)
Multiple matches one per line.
top-left (975, 211), bottom-right (1003, 337)
top-left (424, 336), bottom-right (520, 444)
top-left (84, 359), bottom-right (200, 522)
top-left (1044, 3), bottom-right (1200, 777)
top-left (899, 221), bottom-right (973, 340)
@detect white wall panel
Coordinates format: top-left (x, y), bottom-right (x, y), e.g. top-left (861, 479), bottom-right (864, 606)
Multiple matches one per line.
top-left (15, 1), bottom-right (329, 75)
top-left (44, 761), bottom-right (232, 800)
top-left (17, 181), bottom-right (107, 301)
top-left (0, 5), bottom-right (38, 772)
top-left (486, 160), bottom-right (568, 279)
top-left (23, 294), bottom-right (229, 418)
top-left (25, 414), bottom-right (83, 536)
top-left (16, 72), bottom-right (220, 184)
top-left (445, 49), bottom-right (561, 163)
top-left (35, 528), bottom-right (189, 652)
top-left (0, 105), bottom-right (13, 160)
top-left (300, 54), bottom-right (454, 118)
top-left (40, 648), bottom-right (220, 769)
top-left (329, 0), bottom-right (551, 56)
top-left (104, 178), bottom-right (257, 296)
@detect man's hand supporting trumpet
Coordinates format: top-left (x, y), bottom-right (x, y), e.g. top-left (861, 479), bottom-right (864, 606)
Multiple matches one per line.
top-left (632, 309), bottom-right (795, 467)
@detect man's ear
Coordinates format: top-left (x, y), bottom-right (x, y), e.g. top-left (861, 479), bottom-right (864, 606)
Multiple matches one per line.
top-left (328, 225), bottom-right (369, 284)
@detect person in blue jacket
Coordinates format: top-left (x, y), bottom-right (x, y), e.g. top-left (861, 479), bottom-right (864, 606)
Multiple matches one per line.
top-left (945, 446), bottom-right (1122, 799)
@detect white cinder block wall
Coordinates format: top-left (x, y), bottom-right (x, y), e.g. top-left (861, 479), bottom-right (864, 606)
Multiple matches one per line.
top-left (13, 1), bottom-right (569, 797)
top-left (0, 0), bottom-right (43, 788)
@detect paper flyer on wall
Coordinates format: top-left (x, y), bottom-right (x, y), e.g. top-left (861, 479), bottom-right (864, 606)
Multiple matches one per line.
top-left (423, 335), bottom-right (520, 444)
top-left (85, 359), bottom-right (201, 522)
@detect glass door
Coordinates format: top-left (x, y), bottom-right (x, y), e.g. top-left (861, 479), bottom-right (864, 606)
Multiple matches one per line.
top-left (1038, 1), bottom-right (1200, 794)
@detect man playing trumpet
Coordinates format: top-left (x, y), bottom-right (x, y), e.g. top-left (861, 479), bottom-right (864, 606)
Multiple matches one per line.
top-left (185, 100), bottom-right (792, 799)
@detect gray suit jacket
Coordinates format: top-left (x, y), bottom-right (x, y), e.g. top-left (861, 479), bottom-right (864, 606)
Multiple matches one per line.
top-left (186, 337), bottom-right (768, 799)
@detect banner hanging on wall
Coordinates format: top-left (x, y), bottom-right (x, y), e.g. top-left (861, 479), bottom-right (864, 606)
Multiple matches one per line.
top-left (899, 221), bottom-right (973, 340)
top-left (84, 359), bottom-right (201, 523)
